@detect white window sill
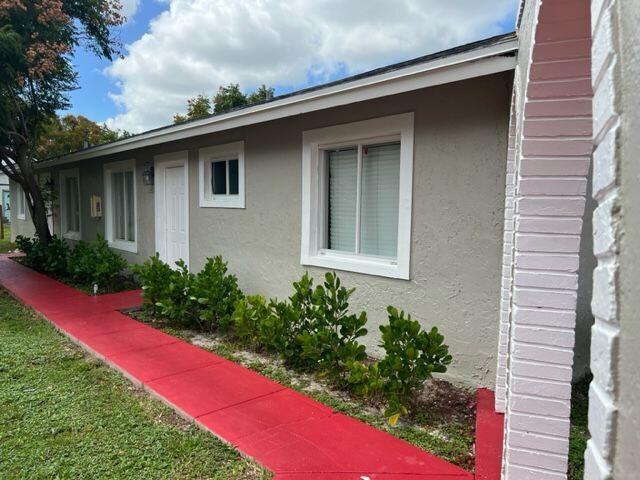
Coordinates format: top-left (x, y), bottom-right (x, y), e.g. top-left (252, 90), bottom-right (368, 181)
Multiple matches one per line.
top-left (63, 231), bottom-right (81, 241)
top-left (302, 251), bottom-right (409, 280)
top-left (199, 198), bottom-right (245, 209)
top-left (108, 239), bottom-right (138, 253)
top-left (17, 214), bottom-right (25, 221)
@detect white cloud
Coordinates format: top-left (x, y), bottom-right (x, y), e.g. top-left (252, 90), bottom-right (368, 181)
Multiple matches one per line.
top-left (120, 0), bottom-right (140, 21)
top-left (106, 0), bottom-right (517, 132)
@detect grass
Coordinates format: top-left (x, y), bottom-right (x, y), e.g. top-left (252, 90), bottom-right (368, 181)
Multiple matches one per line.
top-left (0, 224), bottom-right (13, 253)
top-left (129, 310), bottom-right (477, 471)
top-left (568, 375), bottom-right (590, 480)
top-left (0, 289), bottom-right (270, 480)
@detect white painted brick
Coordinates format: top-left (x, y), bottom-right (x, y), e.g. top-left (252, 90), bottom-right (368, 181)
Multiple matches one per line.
top-left (591, 262), bottom-right (617, 322)
top-left (592, 193), bottom-right (618, 256)
top-left (516, 216), bottom-right (583, 235)
top-left (515, 252), bottom-right (580, 272)
top-left (511, 376), bottom-right (572, 399)
top-left (514, 271), bottom-right (578, 290)
top-left (513, 325), bottom-right (575, 348)
top-left (591, 1), bottom-right (613, 89)
top-left (516, 233), bottom-right (581, 253)
top-left (508, 428), bottom-right (569, 455)
top-left (509, 412), bottom-right (570, 437)
top-left (588, 384), bottom-right (617, 459)
top-left (506, 464), bottom-right (566, 480)
top-left (507, 448), bottom-right (568, 473)
top-left (513, 287), bottom-right (577, 310)
top-left (511, 360), bottom-right (573, 382)
top-left (517, 197), bottom-right (586, 216)
top-left (592, 125), bottom-right (617, 198)
top-left (513, 342), bottom-right (575, 365)
top-left (593, 63), bottom-right (617, 143)
top-left (589, 322), bottom-right (618, 395)
top-left (584, 440), bottom-right (613, 480)
top-left (515, 307), bottom-right (576, 329)
top-left (519, 177), bottom-right (588, 196)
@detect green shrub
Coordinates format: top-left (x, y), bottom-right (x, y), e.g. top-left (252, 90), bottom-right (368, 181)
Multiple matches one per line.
top-left (154, 259), bottom-right (198, 326)
top-left (133, 254), bottom-right (174, 316)
top-left (378, 306), bottom-right (452, 420)
top-left (67, 236), bottom-right (127, 289)
top-left (191, 256), bottom-right (244, 331)
top-left (15, 235), bottom-right (69, 276)
top-left (232, 295), bottom-right (270, 346)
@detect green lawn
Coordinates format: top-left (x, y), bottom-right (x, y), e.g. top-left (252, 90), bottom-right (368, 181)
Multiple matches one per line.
top-left (0, 289), bottom-right (269, 480)
top-left (568, 375), bottom-right (590, 480)
top-left (0, 225), bottom-right (13, 253)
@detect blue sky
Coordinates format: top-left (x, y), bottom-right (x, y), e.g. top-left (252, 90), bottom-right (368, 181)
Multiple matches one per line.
top-left (65, 0), bottom-right (518, 133)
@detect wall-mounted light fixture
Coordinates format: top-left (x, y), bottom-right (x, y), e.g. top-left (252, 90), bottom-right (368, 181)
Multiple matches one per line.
top-left (142, 162), bottom-right (154, 186)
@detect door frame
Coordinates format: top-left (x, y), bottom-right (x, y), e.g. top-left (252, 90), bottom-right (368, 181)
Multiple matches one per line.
top-left (154, 150), bottom-right (190, 268)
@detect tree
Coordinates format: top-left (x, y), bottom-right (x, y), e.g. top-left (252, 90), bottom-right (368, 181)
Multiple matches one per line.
top-left (173, 94), bottom-right (212, 124)
top-left (213, 84), bottom-right (248, 114)
top-left (37, 114), bottom-right (129, 160)
top-left (247, 84), bottom-right (274, 104)
top-left (0, 0), bottom-right (125, 244)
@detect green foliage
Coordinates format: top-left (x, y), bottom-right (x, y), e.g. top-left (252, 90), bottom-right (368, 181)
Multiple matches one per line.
top-left (247, 85), bottom-right (274, 104)
top-left (191, 256), bottom-right (244, 331)
top-left (378, 306), bottom-right (452, 418)
top-left (132, 253), bottom-right (174, 316)
top-left (154, 260), bottom-right (198, 326)
top-left (232, 295), bottom-right (271, 346)
top-left (173, 94), bottom-right (213, 124)
top-left (15, 234), bottom-right (128, 292)
top-left (213, 83), bottom-right (248, 114)
top-left (67, 235), bottom-right (127, 289)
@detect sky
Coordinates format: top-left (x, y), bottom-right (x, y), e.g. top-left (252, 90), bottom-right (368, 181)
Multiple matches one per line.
top-left (64, 0), bottom-right (519, 134)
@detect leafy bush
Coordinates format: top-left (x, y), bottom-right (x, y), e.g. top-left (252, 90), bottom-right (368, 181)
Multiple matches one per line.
top-left (132, 253), bottom-right (174, 315)
top-left (191, 256), bottom-right (244, 331)
top-left (16, 234), bottom-right (69, 277)
top-left (67, 235), bottom-right (127, 288)
top-left (232, 295), bottom-right (270, 346)
top-left (154, 259), bottom-right (198, 326)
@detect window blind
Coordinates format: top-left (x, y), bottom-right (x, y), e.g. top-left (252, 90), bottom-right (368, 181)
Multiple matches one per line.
top-left (359, 143), bottom-right (400, 257)
top-left (65, 176), bottom-right (80, 232)
top-left (328, 147), bottom-right (358, 252)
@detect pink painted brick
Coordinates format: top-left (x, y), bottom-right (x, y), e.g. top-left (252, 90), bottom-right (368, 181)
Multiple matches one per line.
top-left (513, 287), bottom-right (577, 310)
top-left (519, 177), bottom-right (588, 196)
top-left (507, 448), bottom-right (569, 473)
top-left (517, 197), bottom-right (586, 216)
top-left (515, 252), bottom-right (580, 272)
top-left (522, 138), bottom-right (593, 157)
top-left (510, 395), bottom-right (571, 424)
top-left (511, 359), bottom-right (573, 382)
top-left (519, 158), bottom-right (590, 176)
top-left (513, 342), bottom-right (575, 365)
top-left (514, 307), bottom-right (576, 329)
top-left (514, 271), bottom-right (578, 290)
top-left (508, 430), bottom-right (569, 460)
top-left (516, 216), bottom-right (583, 234)
top-left (536, 19), bottom-right (591, 42)
top-left (524, 118), bottom-right (592, 138)
top-left (509, 412), bottom-right (570, 437)
top-left (513, 325), bottom-right (575, 349)
top-left (532, 38), bottom-right (590, 61)
top-left (515, 233), bottom-right (581, 253)
top-left (528, 78), bottom-right (593, 99)
top-left (539, 3), bottom-right (590, 25)
top-left (525, 97), bottom-right (592, 117)
top-left (529, 58), bottom-right (591, 81)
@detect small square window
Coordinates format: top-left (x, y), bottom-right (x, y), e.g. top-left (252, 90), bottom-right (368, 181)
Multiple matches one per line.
top-left (199, 141), bottom-right (245, 208)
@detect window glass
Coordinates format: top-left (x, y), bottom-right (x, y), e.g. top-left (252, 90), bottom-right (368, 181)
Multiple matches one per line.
top-left (327, 147), bottom-right (358, 253)
top-left (228, 159), bottom-right (239, 195)
top-left (212, 160), bottom-right (227, 195)
top-left (359, 142), bottom-right (400, 257)
top-left (125, 171), bottom-right (135, 241)
top-left (112, 172), bottom-right (125, 240)
top-left (65, 176), bottom-right (80, 232)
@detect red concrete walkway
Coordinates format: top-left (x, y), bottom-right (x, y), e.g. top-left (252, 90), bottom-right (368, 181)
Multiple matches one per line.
top-left (0, 256), bottom-right (484, 479)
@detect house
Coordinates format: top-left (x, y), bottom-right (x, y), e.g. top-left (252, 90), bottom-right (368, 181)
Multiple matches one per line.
top-left (0, 173), bottom-right (9, 223)
top-left (10, 0), bottom-right (640, 478)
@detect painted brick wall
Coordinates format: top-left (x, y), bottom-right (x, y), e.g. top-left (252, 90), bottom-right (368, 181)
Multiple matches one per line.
top-left (502, 0), bottom-right (592, 478)
top-left (584, 0), bottom-right (620, 478)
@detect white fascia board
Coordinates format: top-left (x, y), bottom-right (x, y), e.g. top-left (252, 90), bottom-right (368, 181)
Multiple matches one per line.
top-left (39, 39), bottom-right (517, 169)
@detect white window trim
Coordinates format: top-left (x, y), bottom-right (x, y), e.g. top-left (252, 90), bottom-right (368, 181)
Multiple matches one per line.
top-left (198, 141), bottom-right (245, 208)
top-left (104, 159), bottom-right (138, 253)
top-left (59, 168), bottom-right (81, 240)
top-left (154, 150), bottom-right (190, 269)
top-left (16, 186), bottom-right (26, 220)
top-left (301, 112), bottom-right (414, 280)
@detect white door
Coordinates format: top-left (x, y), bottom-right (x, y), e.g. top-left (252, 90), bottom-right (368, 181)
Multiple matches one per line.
top-left (155, 152), bottom-right (189, 268)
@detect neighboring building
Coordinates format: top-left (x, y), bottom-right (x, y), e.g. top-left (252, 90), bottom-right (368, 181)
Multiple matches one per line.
top-left (0, 173), bottom-right (9, 223)
top-left (10, 0), bottom-right (640, 478)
